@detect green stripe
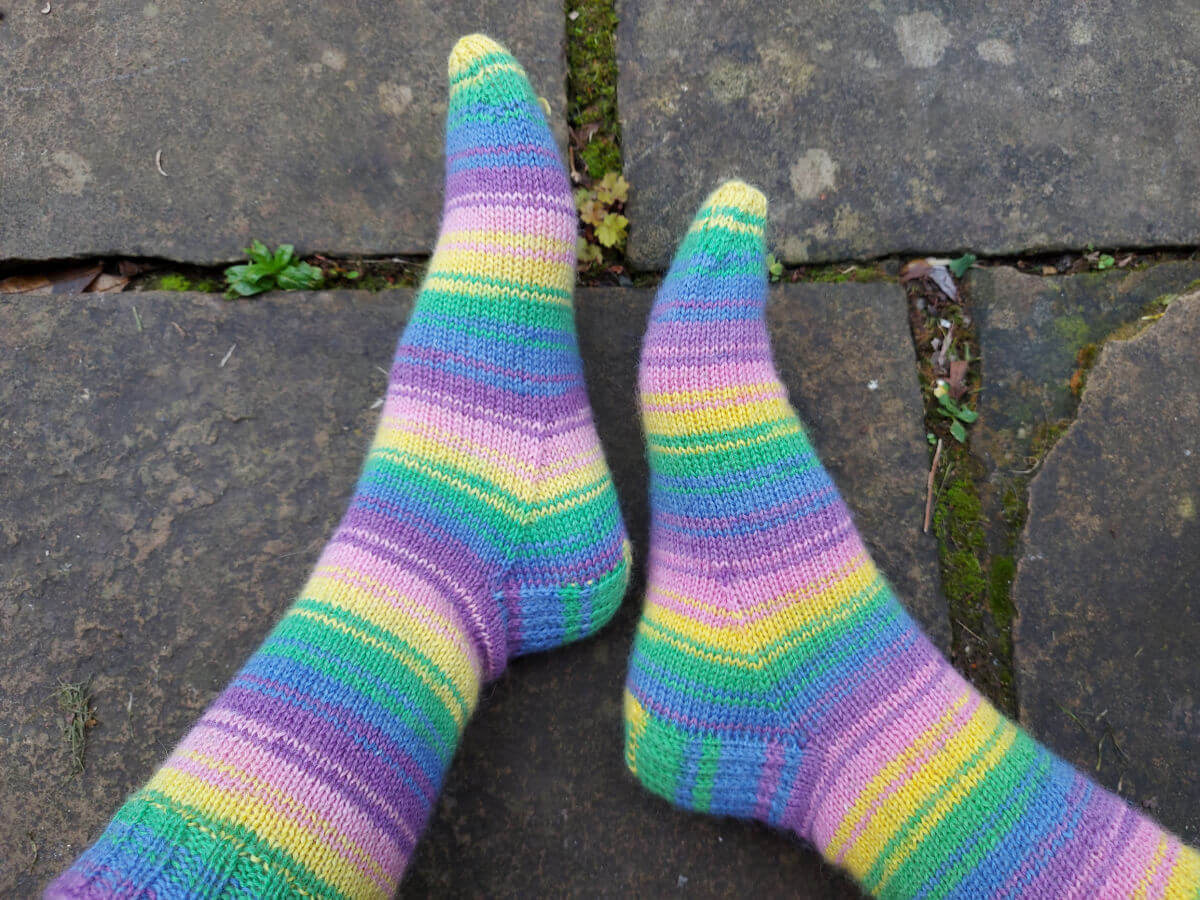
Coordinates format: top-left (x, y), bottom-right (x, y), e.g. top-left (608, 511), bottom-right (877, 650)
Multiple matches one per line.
top-left (261, 618), bottom-right (461, 759)
top-left (290, 598), bottom-right (472, 720)
top-left (112, 790), bottom-right (341, 899)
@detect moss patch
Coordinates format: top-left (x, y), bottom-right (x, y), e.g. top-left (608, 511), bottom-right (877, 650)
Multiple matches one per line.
top-left (566, 0), bottom-right (621, 179)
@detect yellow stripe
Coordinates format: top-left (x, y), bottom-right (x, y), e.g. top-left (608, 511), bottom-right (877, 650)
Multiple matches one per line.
top-left (422, 271), bottom-right (571, 307)
top-left (871, 716), bottom-right (1018, 892)
top-left (1133, 835), bottom-right (1170, 900)
top-left (642, 382), bottom-right (781, 405)
top-left (649, 420), bottom-right (802, 455)
top-left (187, 748), bottom-right (391, 889)
top-left (528, 478), bottom-right (614, 520)
top-left (370, 450), bottom-right (526, 521)
top-left (645, 560), bottom-right (879, 655)
top-left (643, 396), bottom-right (793, 437)
top-left (624, 690), bottom-right (648, 775)
top-left (427, 248), bottom-right (572, 293)
top-left (1163, 841), bottom-right (1200, 898)
top-left (826, 689), bottom-right (974, 861)
top-left (449, 60), bottom-right (525, 92)
top-left (438, 228), bottom-right (575, 253)
top-left (291, 607), bottom-right (474, 727)
top-left (689, 212), bottom-right (766, 238)
top-left (303, 569), bottom-right (480, 702)
top-left (372, 440), bottom-right (535, 504)
top-left (149, 765), bottom-right (384, 898)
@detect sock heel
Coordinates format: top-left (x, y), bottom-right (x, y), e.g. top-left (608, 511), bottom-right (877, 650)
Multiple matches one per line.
top-left (500, 539), bottom-right (631, 655)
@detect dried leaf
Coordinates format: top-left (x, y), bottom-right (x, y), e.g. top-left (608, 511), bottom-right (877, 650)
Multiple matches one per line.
top-left (1041, 265), bottom-right (1057, 276)
top-left (899, 258), bottom-right (935, 282)
top-left (0, 274), bottom-right (51, 293)
top-left (0, 263), bottom-right (102, 294)
top-left (86, 273), bottom-right (130, 293)
top-left (947, 359), bottom-right (969, 399)
top-left (117, 259), bottom-right (152, 277)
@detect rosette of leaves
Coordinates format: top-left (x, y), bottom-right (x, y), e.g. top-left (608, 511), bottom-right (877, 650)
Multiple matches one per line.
top-left (225, 241), bottom-right (324, 298)
top-left (575, 171), bottom-right (629, 268)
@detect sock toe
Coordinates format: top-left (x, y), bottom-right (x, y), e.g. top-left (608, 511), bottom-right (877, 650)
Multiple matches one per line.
top-left (705, 179), bottom-right (769, 219)
top-left (448, 33), bottom-right (512, 79)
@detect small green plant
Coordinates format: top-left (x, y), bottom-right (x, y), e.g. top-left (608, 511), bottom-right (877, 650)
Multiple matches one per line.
top-left (575, 171), bottom-right (629, 267)
top-left (1096, 253), bottom-right (1116, 270)
top-left (767, 253), bottom-right (784, 282)
top-left (947, 253), bottom-right (977, 278)
top-left (934, 382), bottom-right (979, 443)
top-left (224, 241), bottom-right (324, 298)
top-left (157, 273), bottom-right (193, 292)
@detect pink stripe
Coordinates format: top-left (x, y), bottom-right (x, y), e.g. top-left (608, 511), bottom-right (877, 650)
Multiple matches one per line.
top-left (809, 671), bottom-right (973, 854)
top-left (792, 652), bottom-right (946, 841)
top-left (164, 733), bottom-right (395, 892)
top-left (1097, 817), bottom-right (1170, 895)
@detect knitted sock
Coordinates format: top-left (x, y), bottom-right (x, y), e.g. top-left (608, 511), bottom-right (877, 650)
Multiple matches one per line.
top-left (624, 181), bottom-right (1199, 899)
top-left (49, 34), bottom-right (629, 900)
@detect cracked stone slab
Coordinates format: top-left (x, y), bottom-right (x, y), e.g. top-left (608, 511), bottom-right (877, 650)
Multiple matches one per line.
top-left (1, 285), bottom-right (939, 896)
top-left (1013, 290), bottom-right (1200, 842)
top-left (972, 262), bottom-right (1200, 472)
top-left (618, 1), bottom-right (1200, 268)
top-left (0, 3), bottom-right (565, 263)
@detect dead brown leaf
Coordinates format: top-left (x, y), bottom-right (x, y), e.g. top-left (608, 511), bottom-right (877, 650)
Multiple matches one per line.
top-left (0, 263), bottom-right (102, 294)
top-left (899, 259), bottom-right (935, 282)
top-left (85, 273), bottom-right (130, 293)
top-left (1041, 265), bottom-right (1057, 276)
top-left (947, 359), bottom-right (969, 399)
top-left (117, 260), bottom-right (152, 277)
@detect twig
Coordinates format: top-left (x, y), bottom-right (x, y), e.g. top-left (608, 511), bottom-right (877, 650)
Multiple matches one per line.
top-left (923, 438), bottom-right (943, 533)
top-left (955, 619), bottom-right (987, 645)
top-left (171, 320), bottom-right (186, 338)
top-left (131, 306), bottom-right (143, 332)
top-left (219, 343), bottom-right (236, 367)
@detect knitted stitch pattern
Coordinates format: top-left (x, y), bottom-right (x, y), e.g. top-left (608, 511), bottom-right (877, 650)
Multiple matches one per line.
top-left (624, 180), bottom-right (1199, 899)
top-left (48, 34), bottom-right (629, 900)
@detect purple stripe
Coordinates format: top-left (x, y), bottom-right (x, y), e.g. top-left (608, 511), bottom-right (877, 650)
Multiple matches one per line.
top-left (214, 682), bottom-right (438, 809)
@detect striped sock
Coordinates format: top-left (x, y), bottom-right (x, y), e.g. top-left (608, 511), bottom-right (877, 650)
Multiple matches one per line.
top-left (49, 34), bottom-right (629, 900)
top-left (624, 180), bottom-right (1199, 899)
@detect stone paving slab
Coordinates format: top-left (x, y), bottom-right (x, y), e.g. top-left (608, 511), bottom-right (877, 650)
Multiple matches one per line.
top-left (0, 285), bottom-right (940, 896)
top-left (618, 1), bottom-right (1200, 268)
top-left (972, 262), bottom-right (1200, 472)
top-left (1013, 290), bottom-right (1200, 842)
top-left (0, 3), bottom-right (565, 263)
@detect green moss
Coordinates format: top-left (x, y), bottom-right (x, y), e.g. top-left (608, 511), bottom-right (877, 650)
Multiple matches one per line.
top-left (154, 273), bottom-right (193, 292)
top-left (565, 0), bottom-right (621, 179)
top-left (1053, 313), bottom-right (1091, 347)
top-left (792, 263), bottom-right (891, 284)
top-left (988, 556), bottom-right (1016, 627)
top-left (150, 272), bottom-right (221, 293)
top-left (579, 140), bottom-right (621, 178)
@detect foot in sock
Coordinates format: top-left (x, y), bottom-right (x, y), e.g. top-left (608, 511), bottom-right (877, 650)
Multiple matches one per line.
top-left (49, 35), bottom-right (629, 900)
top-left (624, 181), bottom-right (1199, 899)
